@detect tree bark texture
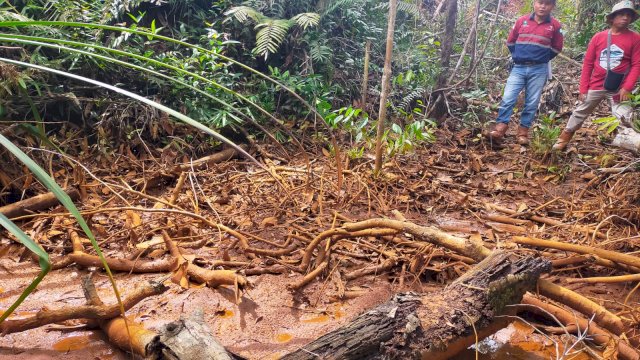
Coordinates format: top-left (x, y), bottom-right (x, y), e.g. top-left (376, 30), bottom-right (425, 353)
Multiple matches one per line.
top-left (431, 0), bottom-right (458, 119)
top-left (281, 251), bottom-right (550, 360)
top-left (373, 0), bottom-right (397, 175)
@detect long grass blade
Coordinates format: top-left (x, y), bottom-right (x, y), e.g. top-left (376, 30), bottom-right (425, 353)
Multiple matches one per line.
top-left (0, 21), bottom-right (341, 187)
top-left (0, 33), bottom-right (292, 154)
top-left (0, 57), bottom-right (260, 167)
top-left (0, 132), bottom-right (127, 324)
top-left (0, 213), bottom-right (50, 323)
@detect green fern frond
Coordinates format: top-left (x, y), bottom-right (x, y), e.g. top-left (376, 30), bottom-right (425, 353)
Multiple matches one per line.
top-left (398, 87), bottom-right (425, 111)
top-left (254, 19), bottom-right (291, 58)
top-left (291, 12), bottom-right (320, 30)
top-left (321, 0), bottom-right (365, 16)
top-left (224, 6), bottom-right (263, 23)
top-left (381, 0), bottom-right (420, 18)
top-left (310, 41), bottom-right (332, 63)
top-left (398, 1), bottom-right (420, 18)
top-left (0, 10), bottom-right (32, 22)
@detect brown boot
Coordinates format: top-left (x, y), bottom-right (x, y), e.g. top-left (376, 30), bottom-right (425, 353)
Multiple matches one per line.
top-left (552, 130), bottom-right (574, 151)
top-left (488, 123), bottom-right (509, 142)
top-left (517, 126), bottom-right (529, 145)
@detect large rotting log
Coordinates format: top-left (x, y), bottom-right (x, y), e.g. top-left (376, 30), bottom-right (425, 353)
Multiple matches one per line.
top-left (281, 251), bottom-right (550, 360)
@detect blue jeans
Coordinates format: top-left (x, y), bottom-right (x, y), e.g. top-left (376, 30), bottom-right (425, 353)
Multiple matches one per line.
top-left (496, 63), bottom-right (548, 128)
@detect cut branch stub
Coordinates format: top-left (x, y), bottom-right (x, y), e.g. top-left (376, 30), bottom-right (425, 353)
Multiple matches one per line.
top-left (147, 309), bottom-right (241, 360)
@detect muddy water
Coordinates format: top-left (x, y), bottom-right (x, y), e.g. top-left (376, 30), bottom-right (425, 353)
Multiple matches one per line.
top-left (453, 321), bottom-right (595, 360)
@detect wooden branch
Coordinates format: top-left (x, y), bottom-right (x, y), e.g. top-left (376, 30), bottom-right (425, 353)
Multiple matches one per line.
top-left (513, 236), bottom-right (640, 270)
top-left (0, 188), bottom-right (79, 219)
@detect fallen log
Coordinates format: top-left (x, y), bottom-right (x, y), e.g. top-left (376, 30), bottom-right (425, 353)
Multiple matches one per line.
top-left (0, 187), bottom-right (79, 219)
top-left (281, 251), bottom-right (550, 360)
top-left (174, 145), bottom-right (248, 173)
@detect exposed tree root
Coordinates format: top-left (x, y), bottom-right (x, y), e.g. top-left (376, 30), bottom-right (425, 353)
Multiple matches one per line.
top-left (69, 230), bottom-right (177, 273)
top-left (522, 294), bottom-right (640, 360)
top-left (0, 277), bottom-right (168, 335)
top-left (342, 218), bottom-right (491, 261)
top-left (537, 279), bottom-right (627, 342)
top-left (0, 187), bottom-right (80, 219)
top-left (161, 230), bottom-right (248, 291)
top-left (566, 273), bottom-right (640, 284)
top-left (174, 145), bottom-right (247, 173)
top-left (513, 236), bottom-right (640, 271)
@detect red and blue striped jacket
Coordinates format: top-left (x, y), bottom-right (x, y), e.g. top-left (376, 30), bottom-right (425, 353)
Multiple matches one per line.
top-left (506, 14), bottom-right (563, 64)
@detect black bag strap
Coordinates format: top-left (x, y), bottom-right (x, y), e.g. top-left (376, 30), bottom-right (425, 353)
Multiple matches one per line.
top-left (607, 30), bottom-right (612, 71)
top-left (606, 30), bottom-right (630, 74)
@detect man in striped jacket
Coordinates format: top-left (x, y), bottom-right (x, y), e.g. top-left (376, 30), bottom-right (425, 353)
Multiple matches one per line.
top-left (488, 0), bottom-right (564, 145)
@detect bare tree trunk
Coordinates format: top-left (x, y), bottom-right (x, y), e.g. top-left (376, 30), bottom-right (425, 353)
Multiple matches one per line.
top-left (448, 0), bottom-right (480, 84)
top-left (361, 40), bottom-right (371, 111)
top-left (373, 0), bottom-right (398, 176)
top-left (430, 0), bottom-right (458, 120)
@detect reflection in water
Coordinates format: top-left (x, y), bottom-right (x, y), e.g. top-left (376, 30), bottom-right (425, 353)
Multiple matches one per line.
top-left (218, 309), bottom-right (234, 318)
top-left (452, 321), bottom-right (594, 360)
top-left (301, 314), bottom-right (330, 323)
top-left (275, 333), bottom-right (293, 343)
top-left (52, 331), bottom-right (116, 358)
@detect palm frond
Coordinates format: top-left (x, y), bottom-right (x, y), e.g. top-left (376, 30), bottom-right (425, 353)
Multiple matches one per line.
top-left (224, 6), bottom-right (263, 23)
top-left (291, 12), bottom-right (320, 30)
top-left (254, 19), bottom-right (291, 58)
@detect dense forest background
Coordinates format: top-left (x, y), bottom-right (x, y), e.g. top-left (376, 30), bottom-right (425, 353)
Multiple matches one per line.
top-left (1, 0), bottom-right (636, 162)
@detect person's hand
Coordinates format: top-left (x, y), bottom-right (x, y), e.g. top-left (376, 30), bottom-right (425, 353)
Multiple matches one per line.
top-left (578, 93), bottom-right (586, 102)
top-left (619, 88), bottom-right (631, 102)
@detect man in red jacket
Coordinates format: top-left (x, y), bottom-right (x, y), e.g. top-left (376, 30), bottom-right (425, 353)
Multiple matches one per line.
top-left (553, 0), bottom-right (640, 150)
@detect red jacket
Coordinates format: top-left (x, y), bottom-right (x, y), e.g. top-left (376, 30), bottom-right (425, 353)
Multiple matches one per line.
top-left (580, 29), bottom-right (640, 94)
